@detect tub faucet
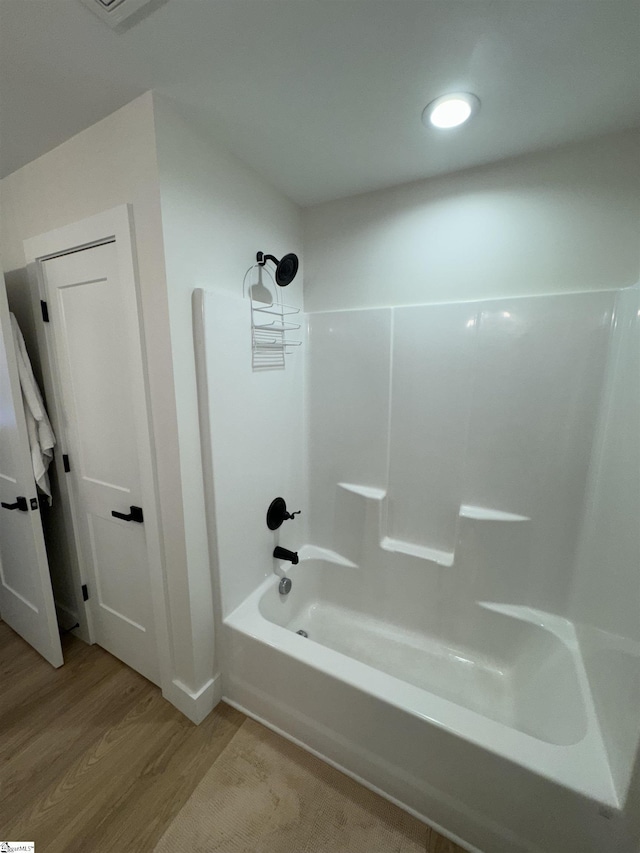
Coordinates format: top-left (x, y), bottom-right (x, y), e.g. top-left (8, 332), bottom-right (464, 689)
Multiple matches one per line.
top-left (273, 546), bottom-right (299, 565)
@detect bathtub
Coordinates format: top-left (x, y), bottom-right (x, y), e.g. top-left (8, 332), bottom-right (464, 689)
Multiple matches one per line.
top-left (223, 550), bottom-right (621, 853)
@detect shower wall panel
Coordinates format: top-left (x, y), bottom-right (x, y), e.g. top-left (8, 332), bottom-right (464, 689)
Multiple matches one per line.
top-left (571, 285), bottom-right (640, 641)
top-left (466, 292), bottom-right (614, 613)
top-left (307, 290), bottom-right (615, 619)
top-left (389, 303), bottom-right (476, 555)
top-left (307, 309), bottom-right (391, 548)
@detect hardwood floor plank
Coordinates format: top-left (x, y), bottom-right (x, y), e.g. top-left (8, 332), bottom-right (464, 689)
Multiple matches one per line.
top-left (0, 624), bottom-right (69, 709)
top-left (4, 689), bottom-right (171, 846)
top-left (0, 623), bottom-right (42, 671)
top-left (1, 666), bottom-right (151, 824)
top-left (70, 704), bottom-right (245, 852)
top-left (2, 680), bottom-right (243, 853)
top-left (0, 645), bottom-right (133, 762)
top-left (0, 632), bottom-right (114, 736)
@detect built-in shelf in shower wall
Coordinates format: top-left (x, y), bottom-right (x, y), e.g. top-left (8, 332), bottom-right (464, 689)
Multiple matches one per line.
top-left (459, 505), bottom-right (530, 522)
top-left (380, 536), bottom-right (454, 566)
top-left (337, 482), bottom-right (385, 501)
top-left (336, 482), bottom-right (529, 569)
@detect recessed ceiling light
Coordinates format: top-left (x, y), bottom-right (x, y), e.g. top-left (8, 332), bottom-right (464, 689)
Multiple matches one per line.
top-left (422, 93), bottom-right (480, 129)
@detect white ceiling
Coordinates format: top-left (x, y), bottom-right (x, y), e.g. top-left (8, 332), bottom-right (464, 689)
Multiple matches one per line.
top-left (1, 0), bottom-right (639, 206)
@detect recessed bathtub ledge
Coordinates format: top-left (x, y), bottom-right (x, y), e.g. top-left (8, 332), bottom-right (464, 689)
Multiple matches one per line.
top-left (380, 536), bottom-right (455, 567)
top-left (478, 602), bottom-right (578, 643)
top-left (459, 505), bottom-right (530, 522)
top-left (338, 482), bottom-right (386, 500)
top-left (298, 544), bottom-right (358, 568)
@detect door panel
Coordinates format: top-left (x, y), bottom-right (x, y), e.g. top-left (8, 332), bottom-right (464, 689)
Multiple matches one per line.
top-left (0, 275), bottom-right (63, 667)
top-left (59, 275), bottom-right (138, 488)
top-left (41, 241), bottom-right (160, 685)
top-left (89, 514), bottom-right (149, 629)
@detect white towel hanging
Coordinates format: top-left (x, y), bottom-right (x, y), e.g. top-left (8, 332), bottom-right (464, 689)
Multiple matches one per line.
top-left (10, 313), bottom-right (56, 502)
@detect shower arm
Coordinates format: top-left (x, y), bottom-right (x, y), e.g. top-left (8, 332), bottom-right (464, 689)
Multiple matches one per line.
top-left (256, 252), bottom-right (279, 267)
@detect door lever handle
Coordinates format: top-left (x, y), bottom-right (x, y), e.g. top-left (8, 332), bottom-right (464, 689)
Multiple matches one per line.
top-left (1, 496), bottom-right (28, 512)
top-left (111, 505), bottom-right (144, 523)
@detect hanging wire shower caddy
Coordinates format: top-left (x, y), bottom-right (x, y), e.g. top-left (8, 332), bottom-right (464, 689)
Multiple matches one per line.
top-left (243, 263), bottom-right (302, 368)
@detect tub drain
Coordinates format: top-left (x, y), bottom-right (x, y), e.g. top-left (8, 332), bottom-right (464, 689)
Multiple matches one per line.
top-left (296, 629), bottom-right (308, 638)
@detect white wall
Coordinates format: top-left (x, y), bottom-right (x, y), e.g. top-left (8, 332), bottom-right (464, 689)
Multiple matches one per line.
top-left (199, 290), bottom-right (307, 620)
top-left (303, 129), bottom-right (640, 312)
top-left (152, 96), bottom-right (304, 628)
top-left (0, 93), bottom-right (208, 717)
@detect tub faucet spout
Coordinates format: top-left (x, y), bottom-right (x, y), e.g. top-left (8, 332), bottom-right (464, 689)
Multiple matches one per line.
top-left (273, 546), bottom-right (299, 565)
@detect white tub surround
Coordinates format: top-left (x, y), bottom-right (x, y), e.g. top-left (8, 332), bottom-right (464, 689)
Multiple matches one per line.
top-left (570, 285), bottom-right (640, 811)
top-left (308, 292), bottom-right (614, 613)
top-left (199, 286), bottom-right (640, 853)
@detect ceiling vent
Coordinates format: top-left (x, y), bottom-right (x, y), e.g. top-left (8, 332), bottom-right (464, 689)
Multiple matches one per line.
top-left (79, 0), bottom-right (164, 30)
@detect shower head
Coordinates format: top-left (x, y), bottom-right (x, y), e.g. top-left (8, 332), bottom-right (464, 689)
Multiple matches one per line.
top-left (256, 251), bottom-right (299, 286)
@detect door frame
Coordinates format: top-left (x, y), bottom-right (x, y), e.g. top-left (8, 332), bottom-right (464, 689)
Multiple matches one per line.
top-left (24, 205), bottom-right (172, 687)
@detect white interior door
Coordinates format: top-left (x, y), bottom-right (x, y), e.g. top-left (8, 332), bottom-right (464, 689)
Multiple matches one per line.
top-left (0, 274), bottom-right (63, 667)
top-left (39, 239), bottom-right (160, 686)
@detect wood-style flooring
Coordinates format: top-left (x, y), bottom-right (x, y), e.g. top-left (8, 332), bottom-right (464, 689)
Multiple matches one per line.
top-left (0, 621), bottom-right (464, 852)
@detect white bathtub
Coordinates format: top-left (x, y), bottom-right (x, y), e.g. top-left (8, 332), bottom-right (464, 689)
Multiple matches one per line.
top-left (224, 551), bottom-right (622, 853)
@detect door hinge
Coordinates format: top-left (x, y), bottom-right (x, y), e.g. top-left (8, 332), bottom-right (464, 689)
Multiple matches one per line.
top-left (82, 584), bottom-right (89, 602)
top-left (62, 454), bottom-right (71, 473)
top-left (40, 300), bottom-right (50, 322)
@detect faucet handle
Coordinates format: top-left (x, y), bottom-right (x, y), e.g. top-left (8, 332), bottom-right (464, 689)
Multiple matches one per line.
top-left (267, 497), bottom-right (301, 530)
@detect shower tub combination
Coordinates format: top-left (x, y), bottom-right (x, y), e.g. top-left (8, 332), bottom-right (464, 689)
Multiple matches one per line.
top-left (197, 286), bottom-right (640, 853)
top-left (224, 549), bottom-right (619, 853)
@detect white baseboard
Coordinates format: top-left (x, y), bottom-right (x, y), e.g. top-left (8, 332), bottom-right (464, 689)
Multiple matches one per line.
top-left (163, 672), bottom-right (223, 724)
